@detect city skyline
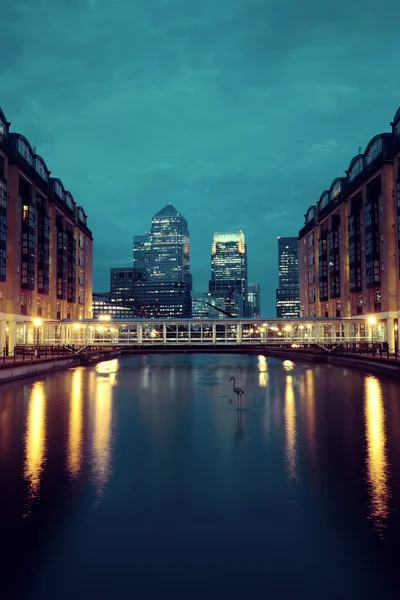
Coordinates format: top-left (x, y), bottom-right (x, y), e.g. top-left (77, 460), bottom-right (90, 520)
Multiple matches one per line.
top-left (3, 0), bottom-right (400, 315)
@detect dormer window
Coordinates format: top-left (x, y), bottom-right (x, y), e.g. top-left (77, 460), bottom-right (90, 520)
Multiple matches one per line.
top-left (65, 193), bottom-right (74, 210)
top-left (17, 138), bottom-right (33, 165)
top-left (330, 180), bottom-right (341, 200)
top-left (306, 207), bottom-right (315, 223)
top-left (54, 180), bottom-right (64, 199)
top-left (35, 157), bottom-right (48, 182)
top-left (365, 138), bottom-right (383, 165)
top-left (320, 192), bottom-right (329, 210)
top-left (395, 122), bottom-right (400, 137)
top-left (348, 158), bottom-right (363, 181)
top-left (0, 120), bottom-right (5, 140)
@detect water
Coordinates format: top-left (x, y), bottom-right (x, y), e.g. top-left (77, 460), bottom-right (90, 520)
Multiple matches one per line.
top-left (1, 354), bottom-right (400, 599)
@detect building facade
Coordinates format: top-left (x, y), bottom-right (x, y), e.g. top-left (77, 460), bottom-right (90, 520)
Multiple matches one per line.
top-left (0, 107), bottom-right (93, 352)
top-left (131, 205), bottom-right (192, 318)
top-left (209, 231), bottom-right (248, 317)
top-left (151, 204), bottom-right (191, 287)
top-left (299, 106), bottom-right (400, 350)
top-left (133, 233), bottom-right (151, 275)
top-left (247, 284), bottom-right (261, 318)
top-left (276, 237), bottom-right (299, 318)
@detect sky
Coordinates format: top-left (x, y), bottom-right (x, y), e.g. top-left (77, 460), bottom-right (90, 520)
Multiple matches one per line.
top-left (1, 0), bottom-right (400, 316)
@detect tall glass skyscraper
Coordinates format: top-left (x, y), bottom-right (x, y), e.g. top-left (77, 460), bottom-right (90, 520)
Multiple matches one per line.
top-left (276, 236), bottom-right (300, 318)
top-left (133, 233), bottom-right (151, 275)
top-left (131, 204), bottom-right (192, 317)
top-left (150, 204), bottom-right (191, 286)
top-left (209, 231), bottom-right (248, 317)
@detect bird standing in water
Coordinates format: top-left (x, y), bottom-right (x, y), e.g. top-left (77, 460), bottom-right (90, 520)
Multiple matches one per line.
top-left (230, 377), bottom-right (244, 410)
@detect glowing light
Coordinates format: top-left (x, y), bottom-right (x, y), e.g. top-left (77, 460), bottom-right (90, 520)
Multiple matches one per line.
top-left (67, 368), bottom-right (83, 479)
top-left (258, 355), bottom-right (267, 387)
top-left (98, 314), bottom-right (111, 321)
top-left (365, 375), bottom-right (390, 532)
top-left (24, 381), bottom-right (46, 501)
top-left (284, 325), bottom-right (292, 332)
top-left (285, 375), bottom-right (296, 479)
top-left (96, 359), bottom-right (119, 375)
top-left (367, 316), bottom-right (377, 326)
top-left (299, 325), bottom-right (305, 330)
top-left (283, 360), bottom-right (294, 371)
top-left (92, 372), bottom-right (114, 501)
top-left (306, 324), bottom-right (312, 329)
top-left (73, 323), bottom-right (81, 330)
top-left (33, 318), bottom-right (42, 328)
top-left (291, 343), bottom-right (300, 348)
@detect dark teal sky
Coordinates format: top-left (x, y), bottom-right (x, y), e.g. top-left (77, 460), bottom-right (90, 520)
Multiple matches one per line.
top-left (2, 0), bottom-right (400, 315)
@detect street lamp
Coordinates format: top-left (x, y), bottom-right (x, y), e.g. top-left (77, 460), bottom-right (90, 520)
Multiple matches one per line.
top-left (33, 318), bottom-right (42, 356)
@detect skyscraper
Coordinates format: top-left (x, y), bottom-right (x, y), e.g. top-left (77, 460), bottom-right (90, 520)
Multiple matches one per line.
top-left (276, 236), bottom-right (300, 318)
top-left (133, 233), bottom-right (151, 275)
top-left (247, 284), bottom-right (261, 318)
top-left (151, 204), bottom-right (191, 287)
top-left (209, 231), bottom-right (248, 317)
top-left (132, 204), bottom-right (192, 318)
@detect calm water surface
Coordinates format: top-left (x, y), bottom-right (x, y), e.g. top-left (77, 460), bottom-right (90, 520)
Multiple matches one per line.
top-left (1, 354), bottom-right (400, 598)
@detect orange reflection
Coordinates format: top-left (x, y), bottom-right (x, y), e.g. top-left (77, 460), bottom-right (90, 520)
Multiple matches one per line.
top-left (24, 381), bottom-right (47, 500)
top-left (258, 355), bottom-right (268, 387)
top-left (364, 375), bottom-right (390, 532)
top-left (67, 368), bottom-right (83, 479)
top-left (92, 372), bottom-right (114, 499)
top-left (305, 369), bottom-right (316, 461)
top-left (285, 375), bottom-right (296, 479)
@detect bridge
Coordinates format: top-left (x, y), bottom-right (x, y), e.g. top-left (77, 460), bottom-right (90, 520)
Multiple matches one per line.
top-left (17, 317), bottom-right (386, 350)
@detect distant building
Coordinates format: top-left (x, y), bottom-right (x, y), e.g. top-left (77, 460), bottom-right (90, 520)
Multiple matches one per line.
top-left (247, 284), bottom-right (261, 318)
top-left (209, 231), bottom-right (248, 317)
top-left (133, 233), bottom-right (151, 275)
top-left (276, 237), bottom-right (300, 318)
top-left (132, 204), bottom-right (192, 317)
top-left (92, 292), bottom-right (136, 320)
top-left (0, 106), bottom-right (92, 353)
top-left (151, 204), bottom-right (191, 286)
top-left (134, 281), bottom-right (191, 319)
top-left (192, 293), bottom-right (225, 319)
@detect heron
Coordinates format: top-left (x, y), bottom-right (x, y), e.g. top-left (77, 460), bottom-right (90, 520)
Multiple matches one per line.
top-left (230, 377), bottom-right (244, 410)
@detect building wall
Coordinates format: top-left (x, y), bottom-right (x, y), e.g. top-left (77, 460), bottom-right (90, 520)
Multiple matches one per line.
top-left (0, 107), bottom-right (93, 351)
top-left (299, 107), bottom-right (400, 350)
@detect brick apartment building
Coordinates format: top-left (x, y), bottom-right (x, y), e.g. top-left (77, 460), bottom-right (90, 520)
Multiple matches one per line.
top-left (0, 107), bottom-right (93, 352)
top-left (299, 106), bottom-right (400, 350)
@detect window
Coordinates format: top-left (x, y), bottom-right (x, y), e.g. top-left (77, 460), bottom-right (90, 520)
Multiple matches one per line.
top-left (35, 157), bottom-right (48, 182)
top-left (365, 138), bottom-right (383, 165)
top-left (348, 158), bottom-right (363, 182)
top-left (308, 233), bottom-right (314, 249)
top-left (54, 180), bottom-right (64, 199)
top-left (78, 290), bottom-right (84, 305)
top-left (319, 192), bottom-right (329, 210)
top-left (17, 138), bottom-right (33, 165)
top-left (330, 180), bottom-right (341, 200)
top-left (306, 207), bottom-right (315, 223)
top-left (65, 192), bottom-right (74, 210)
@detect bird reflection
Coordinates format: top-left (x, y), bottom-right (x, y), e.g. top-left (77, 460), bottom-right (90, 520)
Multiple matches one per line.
top-left (258, 355), bottom-right (268, 387)
top-left (24, 381), bottom-right (47, 502)
top-left (285, 375), bottom-right (296, 479)
top-left (364, 375), bottom-right (390, 533)
top-left (67, 368), bottom-right (83, 479)
top-left (234, 410), bottom-right (244, 443)
top-left (92, 371), bottom-right (115, 501)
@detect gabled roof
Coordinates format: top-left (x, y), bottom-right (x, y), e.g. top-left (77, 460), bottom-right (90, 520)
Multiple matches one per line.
top-left (153, 203), bottom-right (181, 218)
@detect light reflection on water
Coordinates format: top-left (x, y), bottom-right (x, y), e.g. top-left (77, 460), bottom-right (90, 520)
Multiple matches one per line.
top-left (364, 375), bottom-right (390, 533)
top-left (92, 361), bottom-right (118, 500)
top-left (24, 381), bottom-right (47, 503)
top-left (284, 374), bottom-right (296, 480)
top-left (67, 368), bottom-right (83, 479)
